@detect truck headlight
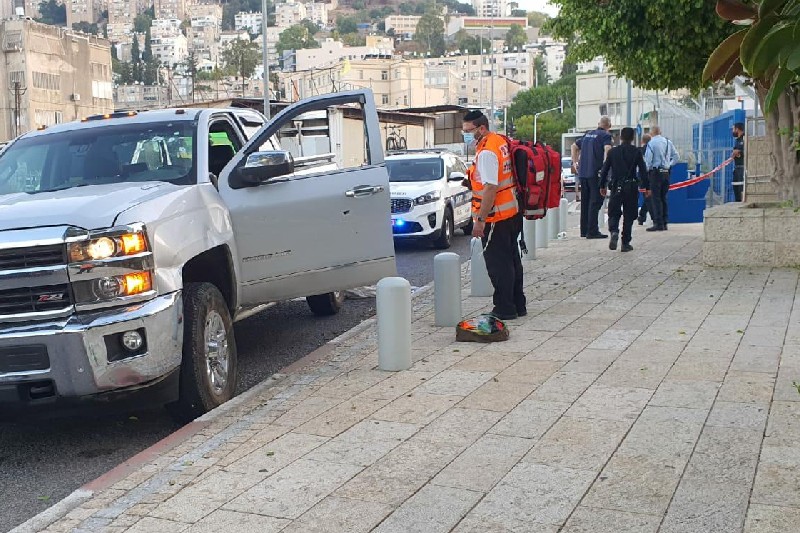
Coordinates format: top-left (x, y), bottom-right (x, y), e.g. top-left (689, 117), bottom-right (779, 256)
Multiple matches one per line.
top-left (69, 230), bottom-right (148, 262)
top-left (94, 272), bottom-right (153, 299)
top-left (414, 191), bottom-right (441, 205)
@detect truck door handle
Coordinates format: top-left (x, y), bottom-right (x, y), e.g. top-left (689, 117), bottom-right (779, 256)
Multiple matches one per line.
top-left (345, 185), bottom-right (384, 198)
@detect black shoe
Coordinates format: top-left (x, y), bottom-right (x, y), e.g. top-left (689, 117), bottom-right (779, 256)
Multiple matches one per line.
top-left (491, 309), bottom-right (518, 321)
top-left (587, 233), bottom-right (608, 239)
top-left (637, 219), bottom-right (645, 226)
top-left (516, 308), bottom-right (528, 317)
top-left (609, 232), bottom-right (619, 250)
top-left (646, 226), bottom-right (664, 232)
top-left (580, 233), bottom-right (587, 238)
top-left (663, 224), bottom-right (668, 230)
top-left (621, 244), bottom-right (633, 252)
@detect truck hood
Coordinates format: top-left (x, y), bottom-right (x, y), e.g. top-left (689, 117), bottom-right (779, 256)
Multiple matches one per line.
top-left (389, 181), bottom-right (441, 198)
top-left (0, 182), bottom-right (178, 231)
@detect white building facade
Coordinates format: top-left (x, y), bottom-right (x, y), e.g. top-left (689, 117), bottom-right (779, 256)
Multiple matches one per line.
top-left (235, 11), bottom-right (263, 34)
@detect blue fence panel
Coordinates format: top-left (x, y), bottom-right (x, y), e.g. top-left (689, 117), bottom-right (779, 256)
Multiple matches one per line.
top-left (692, 109), bottom-right (745, 203)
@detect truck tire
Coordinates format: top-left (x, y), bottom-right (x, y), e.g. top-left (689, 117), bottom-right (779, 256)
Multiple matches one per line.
top-left (433, 208), bottom-right (454, 249)
top-left (168, 282), bottom-right (238, 423)
top-left (306, 291), bottom-right (345, 316)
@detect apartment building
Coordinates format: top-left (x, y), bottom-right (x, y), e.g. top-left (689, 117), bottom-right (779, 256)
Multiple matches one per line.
top-left (235, 11), bottom-right (263, 34)
top-left (188, 16), bottom-right (221, 62)
top-left (154, 0), bottom-right (186, 21)
top-left (471, 0), bottom-right (510, 18)
top-left (151, 34), bottom-right (188, 66)
top-left (293, 37), bottom-right (394, 71)
top-left (0, 18), bottom-right (113, 141)
top-left (279, 57), bottom-right (447, 107)
top-left (66, 0), bottom-right (99, 27)
top-left (253, 28), bottom-right (280, 68)
top-left (384, 15), bottom-right (422, 37)
top-left (151, 18), bottom-right (183, 38)
top-left (107, 0), bottom-right (142, 42)
top-left (306, 3), bottom-right (329, 27)
top-left (220, 30), bottom-right (250, 49)
top-left (446, 15), bottom-right (529, 39)
top-left (187, 3), bottom-right (223, 21)
top-left (276, 2), bottom-right (307, 27)
top-left (23, 0), bottom-right (40, 18)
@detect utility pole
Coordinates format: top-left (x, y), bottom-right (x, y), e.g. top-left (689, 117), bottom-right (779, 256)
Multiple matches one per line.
top-left (489, 3), bottom-right (495, 130)
top-left (12, 81), bottom-right (26, 138)
top-left (261, 0), bottom-right (270, 119)
top-left (626, 78), bottom-right (632, 127)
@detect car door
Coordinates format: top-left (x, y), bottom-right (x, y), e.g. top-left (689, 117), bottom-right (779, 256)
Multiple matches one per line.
top-left (217, 90), bottom-right (396, 305)
top-left (448, 156), bottom-right (472, 226)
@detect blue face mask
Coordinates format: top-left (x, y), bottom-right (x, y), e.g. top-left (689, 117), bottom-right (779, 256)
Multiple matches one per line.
top-left (462, 132), bottom-right (475, 145)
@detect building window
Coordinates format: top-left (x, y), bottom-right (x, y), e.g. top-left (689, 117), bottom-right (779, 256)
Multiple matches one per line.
top-left (381, 94), bottom-right (389, 104)
top-left (359, 70), bottom-right (364, 80)
top-left (381, 70), bottom-right (388, 80)
top-left (32, 72), bottom-right (60, 91)
top-left (472, 88), bottom-right (478, 93)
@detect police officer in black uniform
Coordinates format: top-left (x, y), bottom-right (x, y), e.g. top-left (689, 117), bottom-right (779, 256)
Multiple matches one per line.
top-left (732, 122), bottom-right (745, 202)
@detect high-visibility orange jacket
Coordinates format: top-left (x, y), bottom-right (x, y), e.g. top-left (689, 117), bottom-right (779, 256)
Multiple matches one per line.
top-left (468, 132), bottom-right (518, 223)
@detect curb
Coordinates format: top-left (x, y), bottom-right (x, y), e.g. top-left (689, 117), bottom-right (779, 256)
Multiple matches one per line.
top-left (13, 263), bottom-right (467, 532)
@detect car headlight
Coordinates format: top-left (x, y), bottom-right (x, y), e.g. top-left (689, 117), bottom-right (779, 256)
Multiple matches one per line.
top-left (69, 230), bottom-right (148, 262)
top-left (415, 190), bottom-right (441, 205)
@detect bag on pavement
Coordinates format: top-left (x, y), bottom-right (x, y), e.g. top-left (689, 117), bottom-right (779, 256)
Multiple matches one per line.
top-left (456, 315), bottom-right (510, 343)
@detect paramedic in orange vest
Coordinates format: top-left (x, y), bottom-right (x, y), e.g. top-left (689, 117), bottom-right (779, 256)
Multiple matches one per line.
top-left (463, 110), bottom-right (526, 320)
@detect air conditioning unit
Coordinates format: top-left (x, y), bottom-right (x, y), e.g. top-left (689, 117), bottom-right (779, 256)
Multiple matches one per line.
top-left (71, 93), bottom-right (80, 101)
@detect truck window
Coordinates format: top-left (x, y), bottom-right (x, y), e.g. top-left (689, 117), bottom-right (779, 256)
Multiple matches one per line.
top-left (0, 121), bottom-right (197, 195)
top-left (209, 119), bottom-right (243, 177)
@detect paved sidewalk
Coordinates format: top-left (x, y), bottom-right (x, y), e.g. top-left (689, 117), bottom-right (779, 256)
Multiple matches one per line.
top-left (34, 224), bottom-right (800, 533)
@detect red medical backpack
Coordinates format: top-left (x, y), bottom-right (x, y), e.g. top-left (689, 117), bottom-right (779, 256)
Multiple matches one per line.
top-left (501, 136), bottom-right (562, 220)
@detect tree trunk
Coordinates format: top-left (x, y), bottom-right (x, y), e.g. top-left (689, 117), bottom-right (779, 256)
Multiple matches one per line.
top-left (759, 83), bottom-right (800, 204)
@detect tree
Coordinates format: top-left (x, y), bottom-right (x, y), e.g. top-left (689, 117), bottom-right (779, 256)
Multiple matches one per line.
top-left (534, 55), bottom-right (548, 86)
top-left (300, 19), bottom-right (320, 36)
top-left (703, 0), bottom-right (800, 203)
top-left (336, 15), bottom-right (359, 35)
top-left (414, 12), bottom-right (445, 57)
top-left (134, 7), bottom-right (154, 33)
top-left (37, 0), bottom-right (66, 25)
top-left (342, 32), bottom-right (366, 46)
top-left (505, 24), bottom-right (527, 51)
top-left (131, 36), bottom-right (142, 82)
top-left (221, 39), bottom-right (260, 81)
top-left (72, 22), bottom-right (99, 34)
top-left (511, 9), bottom-right (526, 17)
top-left (527, 11), bottom-right (549, 28)
top-left (508, 73), bottom-right (576, 149)
top-left (142, 28), bottom-right (153, 62)
top-left (277, 24), bottom-right (321, 55)
top-left (550, 0), bottom-right (732, 92)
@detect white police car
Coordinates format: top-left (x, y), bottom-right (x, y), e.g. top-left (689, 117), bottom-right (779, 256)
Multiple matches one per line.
top-left (386, 150), bottom-right (473, 249)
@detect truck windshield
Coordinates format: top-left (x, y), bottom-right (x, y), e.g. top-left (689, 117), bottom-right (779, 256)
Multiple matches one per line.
top-left (0, 121), bottom-right (196, 195)
top-left (386, 158), bottom-right (444, 182)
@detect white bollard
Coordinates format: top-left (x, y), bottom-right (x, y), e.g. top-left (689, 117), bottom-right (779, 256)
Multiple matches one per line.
top-left (434, 252), bottom-right (462, 327)
top-left (522, 217), bottom-right (536, 261)
top-left (377, 277), bottom-right (412, 371)
top-left (559, 197), bottom-right (569, 237)
top-left (536, 216), bottom-right (548, 249)
top-left (548, 207), bottom-right (558, 240)
top-left (469, 237), bottom-right (493, 297)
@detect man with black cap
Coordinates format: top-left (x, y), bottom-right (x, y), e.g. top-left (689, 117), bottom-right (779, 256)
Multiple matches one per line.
top-left (732, 122), bottom-right (746, 202)
top-left (600, 127), bottom-right (648, 252)
top-left (463, 110), bottom-right (526, 320)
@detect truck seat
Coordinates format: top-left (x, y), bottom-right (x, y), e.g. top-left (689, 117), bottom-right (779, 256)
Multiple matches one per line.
top-left (209, 144), bottom-right (236, 177)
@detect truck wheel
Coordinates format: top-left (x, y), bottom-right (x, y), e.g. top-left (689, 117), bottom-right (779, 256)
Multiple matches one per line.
top-left (306, 291), bottom-right (345, 316)
top-left (433, 208), bottom-right (454, 249)
top-left (168, 282), bottom-right (238, 423)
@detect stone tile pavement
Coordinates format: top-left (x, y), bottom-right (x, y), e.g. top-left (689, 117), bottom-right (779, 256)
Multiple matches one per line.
top-left (35, 224), bottom-right (800, 533)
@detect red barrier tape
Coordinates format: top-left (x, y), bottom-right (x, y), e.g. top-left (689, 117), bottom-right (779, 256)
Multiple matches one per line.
top-left (638, 157), bottom-right (735, 193)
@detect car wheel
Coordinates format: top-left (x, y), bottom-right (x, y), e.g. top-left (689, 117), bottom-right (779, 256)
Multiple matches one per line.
top-left (462, 218), bottom-right (474, 235)
top-left (306, 291), bottom-right (346, 316)
top-left (433, 208), bottom-right (454, 249)
top-left (167, 282), bottom-right (237, 423)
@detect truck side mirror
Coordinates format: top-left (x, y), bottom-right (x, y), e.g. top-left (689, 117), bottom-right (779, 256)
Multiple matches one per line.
top-left (449, 171), bottom-right (466, 182)
top-left (237, 151), bottom-right (295, 186)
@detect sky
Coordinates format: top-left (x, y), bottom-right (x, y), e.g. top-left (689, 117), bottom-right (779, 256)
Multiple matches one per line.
top-left (516, 0), bottom-right (560, 17)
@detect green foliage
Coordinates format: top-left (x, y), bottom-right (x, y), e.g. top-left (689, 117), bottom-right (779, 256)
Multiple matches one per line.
top-left (342, 32), bottom-right (367, 46)
top-left (72, 22), bottom-right (99, 34)
top-left (527, 11), bottom-right (549, 28)
top-left (414, 12), bottom-right (446, 57)
top-left (36, 0), bottom-right (66, 25)
top-left (505, 24), bottom-right (527, 51)
top-left (452, 29), bottom-right (490, 54)
top-left (277, 24), bottom-right (321, 55)
top-left (549, 0), bottom-right (734, 91)
top-left (221, 39), bottom-right (261, 79)
top-left (300, 19), bottom-right (320, 36)
top-left (142, 28), bottom-right (153, 62)
top-left (511, 9), bottom-right (527, 17)
top-left (134, 11), bottom-right (153, 34)
top-left (337, 15), bottom-right (359, 34)
top-left (508, 74), bottom-right (577, 151)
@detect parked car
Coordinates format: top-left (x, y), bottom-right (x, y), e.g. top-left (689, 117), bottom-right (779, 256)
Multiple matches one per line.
top-left (386, 150), bottom-right (473, 249)
top-left (562, 156), bottom-right (576, 192)
top-left (0, 89), bottom-right (395, 420)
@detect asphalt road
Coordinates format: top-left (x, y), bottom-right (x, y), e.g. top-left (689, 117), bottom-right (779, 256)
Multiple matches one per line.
top-left (0, 232), bottom-right (473, 533)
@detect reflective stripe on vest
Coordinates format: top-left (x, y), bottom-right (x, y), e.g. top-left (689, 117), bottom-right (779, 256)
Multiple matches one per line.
top-left (469, 132), bottom-right (518, 223)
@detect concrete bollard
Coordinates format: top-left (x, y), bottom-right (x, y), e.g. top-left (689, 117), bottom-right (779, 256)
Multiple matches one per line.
top-left (548, 207), bottom-right (558, 240)
top-left (535, 215), bottom-right (548, 249)
top-left (377, 277), bottom-right (412, 371)
top-left (522, 217), bottom-right (536, 261)
top-left (434, 253), bottom-right (462, 327)
top-left (469, 237), bottom-right (493, 297)
top-left (559, 197), bottom-right (569, 237)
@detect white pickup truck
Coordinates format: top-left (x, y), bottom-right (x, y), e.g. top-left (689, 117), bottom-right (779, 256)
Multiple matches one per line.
top-left (0, 90), bottom-right (395, 420)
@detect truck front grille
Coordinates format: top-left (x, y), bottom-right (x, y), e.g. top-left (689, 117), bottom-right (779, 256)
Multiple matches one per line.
top-left (0, 284), bottom-right (72, 315)
top-left (391, 198), bottom-right (413, 214)
top-left (0, 244), bottom-right (65, 271)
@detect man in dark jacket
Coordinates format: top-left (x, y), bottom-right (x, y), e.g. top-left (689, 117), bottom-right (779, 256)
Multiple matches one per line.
top-left (600, 127), bottom-right (648, 252)
top-left (637, 134), bottom-right (652, 225)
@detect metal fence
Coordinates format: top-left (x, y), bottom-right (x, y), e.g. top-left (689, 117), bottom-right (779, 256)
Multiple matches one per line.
top-left (692, 109), bottom-right (746, 206)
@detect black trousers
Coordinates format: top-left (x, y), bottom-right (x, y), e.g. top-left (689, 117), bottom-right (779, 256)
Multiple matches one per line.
top-left (638, 193), bottom-right (650, 223)
top-left (733, 166), bottom-right (744, 202)
top-left (482, 215), bottom-right (526, 316)
top-left (662, 171), bottom-right (670, 225)
top-left (608, 184), bottom-right (639, 245)
top-left (579, 176), bottom-right (603, 236)
top-left (648, 170), bottom-right (669, 227)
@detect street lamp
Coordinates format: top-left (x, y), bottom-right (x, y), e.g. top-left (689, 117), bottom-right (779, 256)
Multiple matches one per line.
top-left (534, 99), bottom-right (563, 143)
top-left (261, 0), bottom-right (269, 119)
